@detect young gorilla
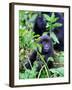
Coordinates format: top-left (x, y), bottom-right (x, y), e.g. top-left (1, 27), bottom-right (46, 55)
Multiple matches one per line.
top-left (33, 14), bottom-right (46, 36)
top-left (25, 35), bottom-right (54, 71)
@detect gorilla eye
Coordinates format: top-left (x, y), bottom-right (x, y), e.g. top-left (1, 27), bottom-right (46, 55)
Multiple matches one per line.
top-left (45, 39), bottom-right (49, 43)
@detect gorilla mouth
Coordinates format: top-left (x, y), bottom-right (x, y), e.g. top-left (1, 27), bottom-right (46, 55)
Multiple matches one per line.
top-left (43, 48), bottom-right (49, 52)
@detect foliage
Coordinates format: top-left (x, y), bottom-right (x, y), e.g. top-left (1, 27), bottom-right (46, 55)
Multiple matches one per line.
top-left (19, 29), bottom-right (39, 50)
top-left (19, 10), bottom-right (38, 30)
top-left (38, 65), bottom-right (48, 78)
top-left (19, 62), bottom-right (38, 79)
top-left (54, 51), bottom-right (64, 64)
top-left (19, 11), bottom-right (64, 79)
top-left (50, 67), bottom-right (64, 77)
top-left (44, 13), bottom-right (62, 45)
top-left (19, 29), bottom-right (40, 61)
top-left (37, 52), bottom-right (50, 78)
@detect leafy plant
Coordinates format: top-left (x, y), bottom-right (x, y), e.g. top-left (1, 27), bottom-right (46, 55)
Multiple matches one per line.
top-left (20, 29), bottom-right (35, 49)
top-left (37, 52), bottom-right (50, 78)
top-left (44, 13), bottom-right (62, 45)
top-left (19, 29), bottom-right (41, 62)
top-left (50, 67), bottom-right (64, 77)
top-left (54, 51), bottom-right (64, 64)
top-left (38, 65), bottom-right (48, 78)
top-left (19, 11), bottom-right (64, 79)
top-left (19, 10), bottom-right (38, 30)
top-left (19, 62), bottom-right (38, 79)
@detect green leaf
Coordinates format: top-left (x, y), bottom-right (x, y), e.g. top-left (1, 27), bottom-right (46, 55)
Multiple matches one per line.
top-left (50, 67), bottom-right (64, 77)
top-left (38, 65), bottom-right (48, 78)
top-left (43, 14), bottom-right (51, 21)
top-left (46, 23), bottom-right (50, 28)
top-left (50, 32), bottom-right (59, 44)
top-left (48, 57), bottom-right (54, 62)
top-left (50, 13), bottom-right (59, 23)
top-left (54, 51), bottom-right (64, 64)
top-left (42, 32), bottom-right (48, 35)
top-left (37, 44), bottom-right (42, 53)
top-left (53, 23), bottom-right (62, 28)
top-left (51, 12), bottom-right (55, 20)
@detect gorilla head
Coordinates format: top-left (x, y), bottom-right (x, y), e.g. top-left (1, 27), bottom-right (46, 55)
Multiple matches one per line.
top-left (40, 35), bottom-right (54, 56)
top-left (33, 14), bottom-right (46, 36)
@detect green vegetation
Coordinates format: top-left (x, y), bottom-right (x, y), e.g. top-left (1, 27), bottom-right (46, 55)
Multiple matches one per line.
top-left (19, 11), bottom-right (64, 79)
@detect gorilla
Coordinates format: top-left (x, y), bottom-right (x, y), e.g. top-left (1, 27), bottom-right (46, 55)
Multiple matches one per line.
top-left (25, 35), bottom-right (54, 71)
top-left (33, 14), bottom-right (46, 36)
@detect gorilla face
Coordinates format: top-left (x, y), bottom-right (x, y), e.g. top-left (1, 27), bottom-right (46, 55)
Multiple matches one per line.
top-left (42, 39), bottom-right (51, 53)
top-left (40, 35), bottom-right (53, 54)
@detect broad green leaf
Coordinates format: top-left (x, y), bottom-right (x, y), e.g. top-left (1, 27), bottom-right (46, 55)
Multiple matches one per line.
top-left (50, 67), bottom-right (64, 77)
top-left (51, 12), bottom-right (55, 21)
top-left (53, 23), bottom-right (62, 28)
top-left (42, 32), bottom-right (48, 35)
top-left (50, 32), bottom-right (59, 44)
top-left (44, 14), bottom-right (51, 21)
top-left (48, 57), bottom-right (54, 62)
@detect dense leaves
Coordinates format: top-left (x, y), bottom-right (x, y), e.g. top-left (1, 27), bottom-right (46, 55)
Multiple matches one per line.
top-left (19, 11), bottom-right (64, 79)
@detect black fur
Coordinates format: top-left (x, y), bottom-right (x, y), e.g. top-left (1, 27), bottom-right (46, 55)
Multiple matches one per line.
top-left (33, 14), bottom-right (46, 36)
